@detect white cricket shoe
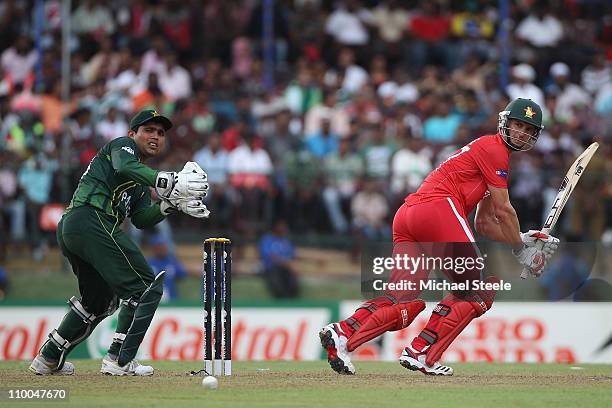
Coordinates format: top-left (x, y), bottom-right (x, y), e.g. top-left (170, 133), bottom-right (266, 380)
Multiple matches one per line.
top-left (100, 355), bottom-right (154, 376)
top-left (399, 347), bottom-right (453, 376)
top-left (319, 323), bottom-right (355, 375)
top-left (29, 354), bottom-right (75, 375)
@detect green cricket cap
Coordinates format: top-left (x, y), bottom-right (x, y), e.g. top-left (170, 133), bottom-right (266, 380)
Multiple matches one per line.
top-left (129, 109), bottom-right (173, 131)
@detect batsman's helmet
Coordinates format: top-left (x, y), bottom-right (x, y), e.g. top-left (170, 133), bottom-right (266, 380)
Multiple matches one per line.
top-left (498, 98), bottom-right (544, 151)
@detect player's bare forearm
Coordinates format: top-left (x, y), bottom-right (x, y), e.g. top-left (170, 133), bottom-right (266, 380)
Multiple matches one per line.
top-left (485, 187), bottom-right (523, 250)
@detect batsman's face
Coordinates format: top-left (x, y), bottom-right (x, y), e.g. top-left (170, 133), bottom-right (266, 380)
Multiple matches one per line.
top-left (508, 119), bottom-right (537, 148)
top-left (130, 122), bottom-right (166, 159)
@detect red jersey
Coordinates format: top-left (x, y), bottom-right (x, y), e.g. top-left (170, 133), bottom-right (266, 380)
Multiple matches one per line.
top-left (405, 134), bottom-right (510, 215)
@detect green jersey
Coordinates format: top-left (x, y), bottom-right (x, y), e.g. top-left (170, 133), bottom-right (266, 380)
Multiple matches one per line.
top-left (67, 137), bottom-right (165, 228)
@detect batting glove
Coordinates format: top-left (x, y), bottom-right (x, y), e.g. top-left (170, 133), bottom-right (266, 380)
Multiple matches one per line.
top-left (520, 230), bottom-right (560, 260)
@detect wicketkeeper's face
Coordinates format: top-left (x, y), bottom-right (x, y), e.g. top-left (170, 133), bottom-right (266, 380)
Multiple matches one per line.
top-left (131, 122), bottom-right (166, 158)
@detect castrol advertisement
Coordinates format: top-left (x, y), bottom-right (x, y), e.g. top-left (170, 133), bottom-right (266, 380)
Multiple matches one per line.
top-left (0, 306), bottom-right (331, 361)
top-left (1, 304), bottom-right (612, 362)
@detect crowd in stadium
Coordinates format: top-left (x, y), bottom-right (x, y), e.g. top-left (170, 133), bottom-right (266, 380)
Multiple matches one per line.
top-left (0, 0), bottom-right (610, 260)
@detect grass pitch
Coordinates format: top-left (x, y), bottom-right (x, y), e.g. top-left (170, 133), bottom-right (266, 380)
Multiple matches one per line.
top-left (2, 360), bottom-right (611, 408)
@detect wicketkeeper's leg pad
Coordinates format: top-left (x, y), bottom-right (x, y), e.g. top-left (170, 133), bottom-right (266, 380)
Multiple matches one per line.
top-left (423, 277), bottom-right (498, 366)
top-left (117, 271), bottom-right (165, 366)
top-left (347, 300), bottom-right (426, 352)
top-left (43, 295), bottom-right (119, 369)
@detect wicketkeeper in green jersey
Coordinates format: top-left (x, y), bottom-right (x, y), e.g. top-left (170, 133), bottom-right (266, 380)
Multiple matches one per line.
top-left (29, 109), bottom-right (210, 376)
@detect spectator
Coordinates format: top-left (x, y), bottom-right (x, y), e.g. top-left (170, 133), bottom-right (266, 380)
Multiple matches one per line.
top-left (304, 116), bottom-right (339, 160)
top-left (458, 89), bottom-right (488, 132)
top-left (288, 1), bottom-right (325, 63)
top-left (147, 234), bottom-right (188, 302)
top-left (193, 133), bottom-right (232, 227)
top-left (547, 62), bottom-right (591, 123)
top-left (231, 37), bottom-right (253, 80)
top-left (581, 51), bottom-right (611, 96)
top-left (263, 108), bottom-right (301, 188)
top-left (39, 81), bottom-right (68, 137)
top-left (96, 107), bottom-right (128, 142)
top-left (17, 154), bottom-right (57, 260)
top-left (71, 0), bottom-right (116, 36)
top-left (406, 2), bottom-right (452, 71)
top-left (329, 47), bottom-right (369, 95)
top-left (514, 5), bottom-right (564, 76)
top-left (285, 64), bottom-right (322, 115)
top-left (369, 0), bottom-right (409, 63)
top-left (228, 131), bottom-right (273, 230)
top-left (258, 220), bottom-right (299, 298)
top-left (131, 73), bottom-right (170, 113)
top-left (158, 0), bottom-right (193, 52)
top-left (390, 132), bottom-right (432, 199)
top-left (325, 0), bottom-right (371, 49)
top-left (159, 52), bottom-right (192, 101)
top-left (0, 150), bottom-right (24, 246)
top-left (141, 36), bottom-right (168, 77)
top-left (515, 5), bottom-right (563, 48)
top-left (360, 122), bottom-right (396, 180)
top-left (351, 178), bottom-right (390, 240)
top-left (81, 35), bottom-right (121, 86)
top-left (304, 89), bottom-right (350, 137)
top-left (506, 64), bottom-right (546, 111)
top-left (284, 144), bottom-right (326, 232)
top-left (422, 98), bottom-right (462, 143)
top-left (323, 137), bottom-right (363, 234)
top-left (1, 34), bottom-right (36, 87)
top-left (449, 3), bottom-right (495, 64)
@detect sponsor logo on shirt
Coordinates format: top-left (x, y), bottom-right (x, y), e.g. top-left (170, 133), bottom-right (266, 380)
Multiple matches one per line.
top-left (121, 146), bottom-right (135, 155)
top-left (495, 169), bottom-right (508, 178)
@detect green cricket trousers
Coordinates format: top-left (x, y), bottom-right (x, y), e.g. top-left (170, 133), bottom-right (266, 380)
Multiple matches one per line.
top-left (57, 205), bottom-right (155, 315)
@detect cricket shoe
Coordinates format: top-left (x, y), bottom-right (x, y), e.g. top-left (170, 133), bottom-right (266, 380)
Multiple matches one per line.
top-left (399, 347), bottom-right (453, 376)
top-left (319, 323), bottom-right (355, 375)
top-left (29, 354), bottom-right (75, 375)
top-left (100, 355), bottom-right (154, 376)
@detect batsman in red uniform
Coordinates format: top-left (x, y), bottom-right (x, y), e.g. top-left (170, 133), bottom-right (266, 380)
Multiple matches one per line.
top-left (320, 98), bottom-right (560, 375)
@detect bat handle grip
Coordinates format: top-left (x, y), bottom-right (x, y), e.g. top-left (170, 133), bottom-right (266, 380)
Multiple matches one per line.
top-left (519, 239), bottom-right (546, 280)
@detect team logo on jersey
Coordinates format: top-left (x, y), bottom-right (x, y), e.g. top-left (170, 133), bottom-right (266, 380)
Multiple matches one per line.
top-left (524, 106), bottom-right (536, 119)
top-left (121, 146), bottom-right (135, 155)
top-left (495, 169), bottom-right (508, 178)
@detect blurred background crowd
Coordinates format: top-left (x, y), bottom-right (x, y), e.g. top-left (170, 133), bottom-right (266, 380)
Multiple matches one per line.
top-left (0, 0), bottom-right (610, 300)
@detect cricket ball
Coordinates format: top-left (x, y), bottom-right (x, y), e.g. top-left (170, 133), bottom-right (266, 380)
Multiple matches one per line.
top-left (201, 375), bottom-right (219, 390)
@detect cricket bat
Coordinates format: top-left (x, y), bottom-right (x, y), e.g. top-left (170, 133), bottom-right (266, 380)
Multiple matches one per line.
top-left (520, 142), bottom-right (600, 279)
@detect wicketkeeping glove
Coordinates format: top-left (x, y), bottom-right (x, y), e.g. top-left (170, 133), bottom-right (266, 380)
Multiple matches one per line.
top-left (160, 198), bottom-right (210, 218)
top-left (155, 162), bottom-right (209, 203)
top-left (520, 230), bottom-right (560, 260)
top-left (513, 246), bottom-right (547, 277)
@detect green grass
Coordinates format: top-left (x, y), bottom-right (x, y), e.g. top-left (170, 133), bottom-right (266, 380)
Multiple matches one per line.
top-left (2, 360), bottom-right (612, 407)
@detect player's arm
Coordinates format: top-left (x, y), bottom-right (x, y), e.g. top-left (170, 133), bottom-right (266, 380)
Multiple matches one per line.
top-left (475, 192), bottom-right (508, 242)
top-left (111, 144), bottom-right (158, 186)
top-left (130, 189), bottom-right (166, 229)
top-left (112, 141), bottom-right (208, 203)
top-left (478, 186), bottom-right (523, 250)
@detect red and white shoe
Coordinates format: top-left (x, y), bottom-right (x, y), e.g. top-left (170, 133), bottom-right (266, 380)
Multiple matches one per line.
top-left (399, 346), bottom-right (453, 376)
top-left (319, 323), bottom-right (355, 375)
